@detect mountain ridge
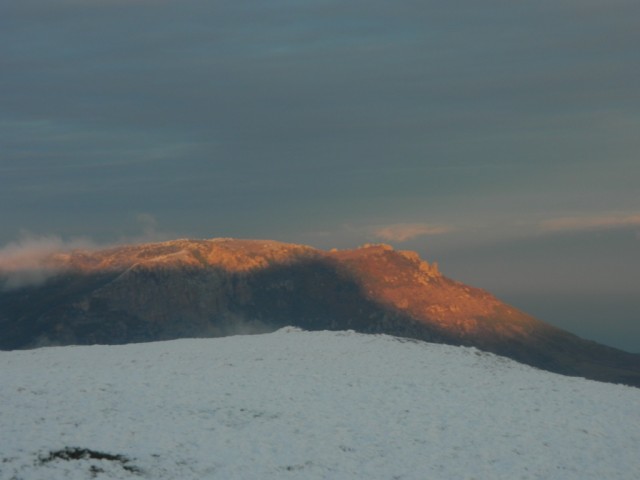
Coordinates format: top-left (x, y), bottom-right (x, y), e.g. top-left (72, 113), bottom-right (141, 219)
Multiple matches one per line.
top-left (1, 237), bottom-right (638, 386)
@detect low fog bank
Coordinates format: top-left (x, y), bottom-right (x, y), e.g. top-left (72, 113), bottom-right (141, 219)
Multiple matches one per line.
top-left (0, 235), bottom-right (96, 290)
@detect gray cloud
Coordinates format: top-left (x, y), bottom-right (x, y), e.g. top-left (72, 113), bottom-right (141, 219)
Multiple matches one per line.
top-left (0, 1), bottom-right (638, 280)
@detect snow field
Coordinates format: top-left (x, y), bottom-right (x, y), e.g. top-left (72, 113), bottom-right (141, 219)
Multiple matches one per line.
top-left (1, 327), bottom-right (638, 479)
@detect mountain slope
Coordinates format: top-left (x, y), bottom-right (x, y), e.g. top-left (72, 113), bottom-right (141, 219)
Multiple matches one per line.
top-left (1, 238), bottom-right (638, 386)
top-left (1, 329), bottom-right (639, 480)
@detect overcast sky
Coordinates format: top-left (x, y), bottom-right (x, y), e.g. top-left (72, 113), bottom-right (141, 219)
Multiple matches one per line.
top-left (1, 1), bottom-right (639, 351)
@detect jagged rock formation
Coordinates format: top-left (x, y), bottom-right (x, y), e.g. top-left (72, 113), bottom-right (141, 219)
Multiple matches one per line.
top-left (1, 238), bottom-right (639, 386)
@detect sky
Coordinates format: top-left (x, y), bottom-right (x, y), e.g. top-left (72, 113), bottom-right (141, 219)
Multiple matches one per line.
top-left (1, 1), bottom-right (639, 351)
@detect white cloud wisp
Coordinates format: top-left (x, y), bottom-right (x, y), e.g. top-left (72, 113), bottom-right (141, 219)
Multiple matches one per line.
top-left (0, 235), bottom-right (95, 290)
top-left (372, 223), bottom-right (453, 243)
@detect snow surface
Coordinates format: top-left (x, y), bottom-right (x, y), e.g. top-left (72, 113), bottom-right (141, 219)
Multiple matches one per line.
top-left (1, 327), bottom-right (639, 479)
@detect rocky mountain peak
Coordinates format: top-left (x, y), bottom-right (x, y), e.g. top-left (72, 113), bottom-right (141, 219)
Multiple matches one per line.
top-left (1, 237), bottom-right (638, 387)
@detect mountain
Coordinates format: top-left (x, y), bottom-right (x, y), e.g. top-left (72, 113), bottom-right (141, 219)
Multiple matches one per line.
top-left (1, 329), bottom-right (639, 479)
top-left (1, 238), bottom-right (638, 386)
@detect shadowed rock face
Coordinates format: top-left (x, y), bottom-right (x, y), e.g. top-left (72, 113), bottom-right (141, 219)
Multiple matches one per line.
top-left (1, 238), bottom-right (639, 386)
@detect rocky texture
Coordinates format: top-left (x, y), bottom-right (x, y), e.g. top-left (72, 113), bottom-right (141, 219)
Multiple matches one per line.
top-left (1, 238), bottom-right (639, 386)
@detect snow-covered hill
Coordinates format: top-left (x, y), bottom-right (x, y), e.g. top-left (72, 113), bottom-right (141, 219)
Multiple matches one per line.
top-left (1, 328), bottom-right (638, 479)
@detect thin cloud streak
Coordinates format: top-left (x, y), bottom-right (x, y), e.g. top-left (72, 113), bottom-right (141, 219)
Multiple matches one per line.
top-left (540, 214), bottom-right (640, 233)
top-left (372, 223), bottom-right (453, 243)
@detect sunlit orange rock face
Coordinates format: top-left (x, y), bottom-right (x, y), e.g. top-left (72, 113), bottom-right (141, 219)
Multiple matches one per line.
top-left (330, 245), bottom-right (506, 332)
top-left (1, 238), bottom-right (639, 386)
